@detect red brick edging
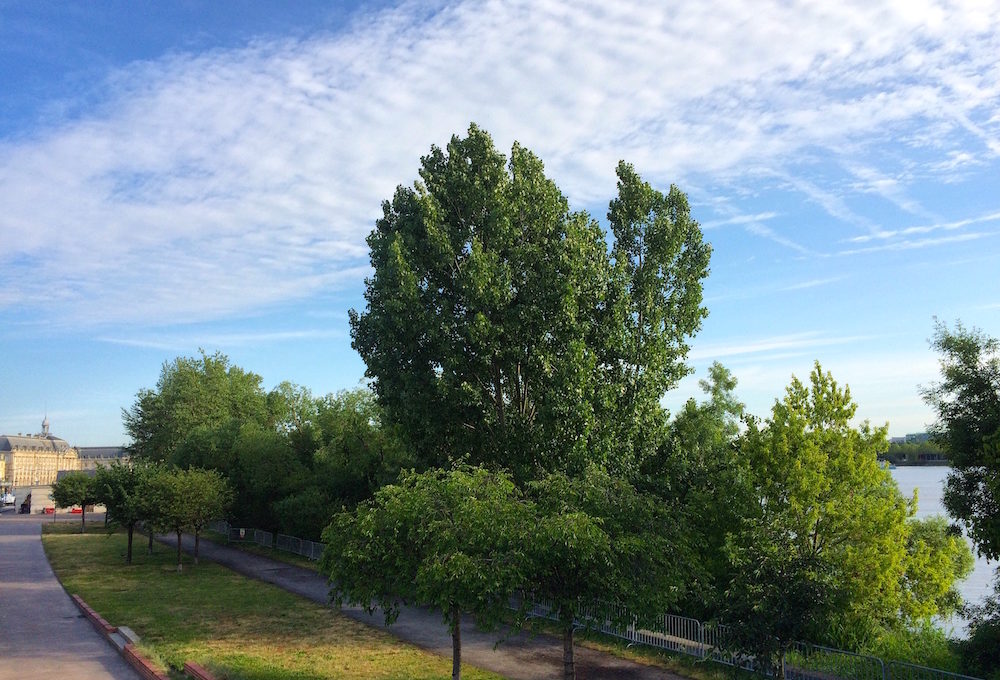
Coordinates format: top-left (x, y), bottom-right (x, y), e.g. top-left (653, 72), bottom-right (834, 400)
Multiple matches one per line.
top-left (70, 594), bottom-right (216, 680)
top-left (183, 661), bottom-right (216, 680)
top-left (71, 594), bottom-right (118, 637)
top-left (122, 643), bottom-right (171, 680)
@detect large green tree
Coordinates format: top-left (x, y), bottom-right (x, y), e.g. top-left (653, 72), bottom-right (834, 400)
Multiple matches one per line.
top-left (310, 388), bottom-right (413, 508)
top-left (923, 320), bottom-right (1000, 678)
top-left (646, 362), bottom-right (752, 617)
top-left (123, 350), bottom-right (269, 462)
top-left (350, 124), bottom-right (709, 481)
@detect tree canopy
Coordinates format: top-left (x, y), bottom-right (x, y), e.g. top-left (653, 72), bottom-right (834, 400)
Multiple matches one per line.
top-left (147, 466), bottom-right (232, 570)
top-left (350, 124), bottom-right (709, 481)
top-left (923, 320), bottom-right (1000, 678)
top-left (123, 350), bottom-right (269, 462)
top-left (923, 319), bottom-right (1000, 560)
top-left (526, 466), bottom-right (695, 680)
top-left (321, 466), bottom-right (530, 680)
top-left (730, 363), bottom-right (972, 650)
top-left (94, 460), bottom-right (161, 564)
top-left (51, 471), bottom-right (98, 532)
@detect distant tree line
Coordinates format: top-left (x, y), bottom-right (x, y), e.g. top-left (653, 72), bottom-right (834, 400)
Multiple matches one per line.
top-left (122, 351), bottom-right (407, 541)
top-left (881, 439), bottom-right (948, 464)
top-left (118, 127), bottom-right (997, 679)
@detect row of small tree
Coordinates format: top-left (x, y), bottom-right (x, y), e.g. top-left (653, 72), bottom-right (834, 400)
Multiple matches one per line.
top-left (52, 463), bottom-right (232, 571)
top-left (323, 465), bottom-right (686, 680)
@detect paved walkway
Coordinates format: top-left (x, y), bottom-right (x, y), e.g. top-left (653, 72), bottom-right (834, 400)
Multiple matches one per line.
top-left (163, 531), bottom-right (688, 680)
top-left (0, 511), bottom-right (141, 680)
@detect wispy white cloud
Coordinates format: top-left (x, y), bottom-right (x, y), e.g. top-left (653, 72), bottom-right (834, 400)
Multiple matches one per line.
top-left (844, 163), bottom-right (936, 220)
top-left (96, 328), bottom-right (347, 352)
top-left (838, 231), bottom-right (994, 256)
top-left (774, 172), bottom-right (880, 235)
top-left (1, 0), bottom-right (998, 326)
top-left (845, 210), bottom-right (1000, 244)
top-left (779, 276), bottom-right (845, 292)
top-left (701, 212), bottom-right (780, 229)
top-left (706, 275), bottom-right (845, 304)
top-left (688, 331), bottom-right (869, 361)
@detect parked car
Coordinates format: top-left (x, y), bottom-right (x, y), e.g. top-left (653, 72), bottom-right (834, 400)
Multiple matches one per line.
top-left (1, 492), bottom-right (14, 506)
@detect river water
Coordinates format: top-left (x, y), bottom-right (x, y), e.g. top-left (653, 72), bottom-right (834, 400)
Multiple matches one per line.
top-left (890, 466), bottom-right (996, 637)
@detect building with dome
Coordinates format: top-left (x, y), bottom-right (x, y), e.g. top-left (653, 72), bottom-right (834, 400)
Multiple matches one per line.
top-left (0, 418), bottom-right (127, 495)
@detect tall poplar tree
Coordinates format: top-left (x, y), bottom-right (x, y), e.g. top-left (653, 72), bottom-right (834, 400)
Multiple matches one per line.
top-left (350, 124), bottom-right (709, 480)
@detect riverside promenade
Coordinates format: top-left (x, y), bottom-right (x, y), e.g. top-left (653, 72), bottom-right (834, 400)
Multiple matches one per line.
top-left (0, 511), bottom-right (141, 680)
top-left (164, 532), bottom-right (689, 680)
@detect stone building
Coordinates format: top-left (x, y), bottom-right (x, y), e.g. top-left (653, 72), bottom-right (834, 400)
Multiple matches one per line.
top-left (78, 446), bottom-right (128, 472)
top-left (0, 418), bottom-right (127, 494)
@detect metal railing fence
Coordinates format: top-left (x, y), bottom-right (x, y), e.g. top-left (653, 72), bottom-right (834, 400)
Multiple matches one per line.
top-left (783, 641), bottom-right (884, 680)
top-left (204, 521), bottom-right (983, 680)
top-left (210, 520), bottom-right (324, 561)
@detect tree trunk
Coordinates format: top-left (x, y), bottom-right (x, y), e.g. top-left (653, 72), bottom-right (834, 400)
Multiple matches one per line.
top-left (147, 528), bottom-right (154, 555)
top-left (194, 530), bottom-right (200, 565)
top-left (563, 624), bottom-right (575, 680)
top-left (176, 530), bottom-right (183, 572)
top-left (126, 525), bottom-right (134, 565)
top-left (81, 505), bottom-right (87, 534)
top-left (451, 606), bottom-right (462, 680)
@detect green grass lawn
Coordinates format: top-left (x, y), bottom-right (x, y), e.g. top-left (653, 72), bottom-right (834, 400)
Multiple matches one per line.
top-left (42, 525), bottom-right (503, 680)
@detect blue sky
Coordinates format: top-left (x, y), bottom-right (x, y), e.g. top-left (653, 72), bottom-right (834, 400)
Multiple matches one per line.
top-left (1, 0), bottom-right (998, 446)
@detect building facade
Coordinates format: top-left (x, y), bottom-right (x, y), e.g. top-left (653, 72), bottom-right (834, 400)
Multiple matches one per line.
top-left (0, 418), bottom-right (127, 493)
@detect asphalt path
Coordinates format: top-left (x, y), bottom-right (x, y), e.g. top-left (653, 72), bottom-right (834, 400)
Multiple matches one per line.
top-left (0, 510), bottom-right (141, 680)
top-left (162, 531), bottom-right (689, 680)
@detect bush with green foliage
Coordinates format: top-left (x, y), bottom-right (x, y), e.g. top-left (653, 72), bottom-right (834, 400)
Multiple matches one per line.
top-left (728, 363), bottom-right (973, 651)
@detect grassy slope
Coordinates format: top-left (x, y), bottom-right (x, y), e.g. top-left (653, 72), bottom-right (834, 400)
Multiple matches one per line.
top-left (43, 525), bottom-right (502, 680)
